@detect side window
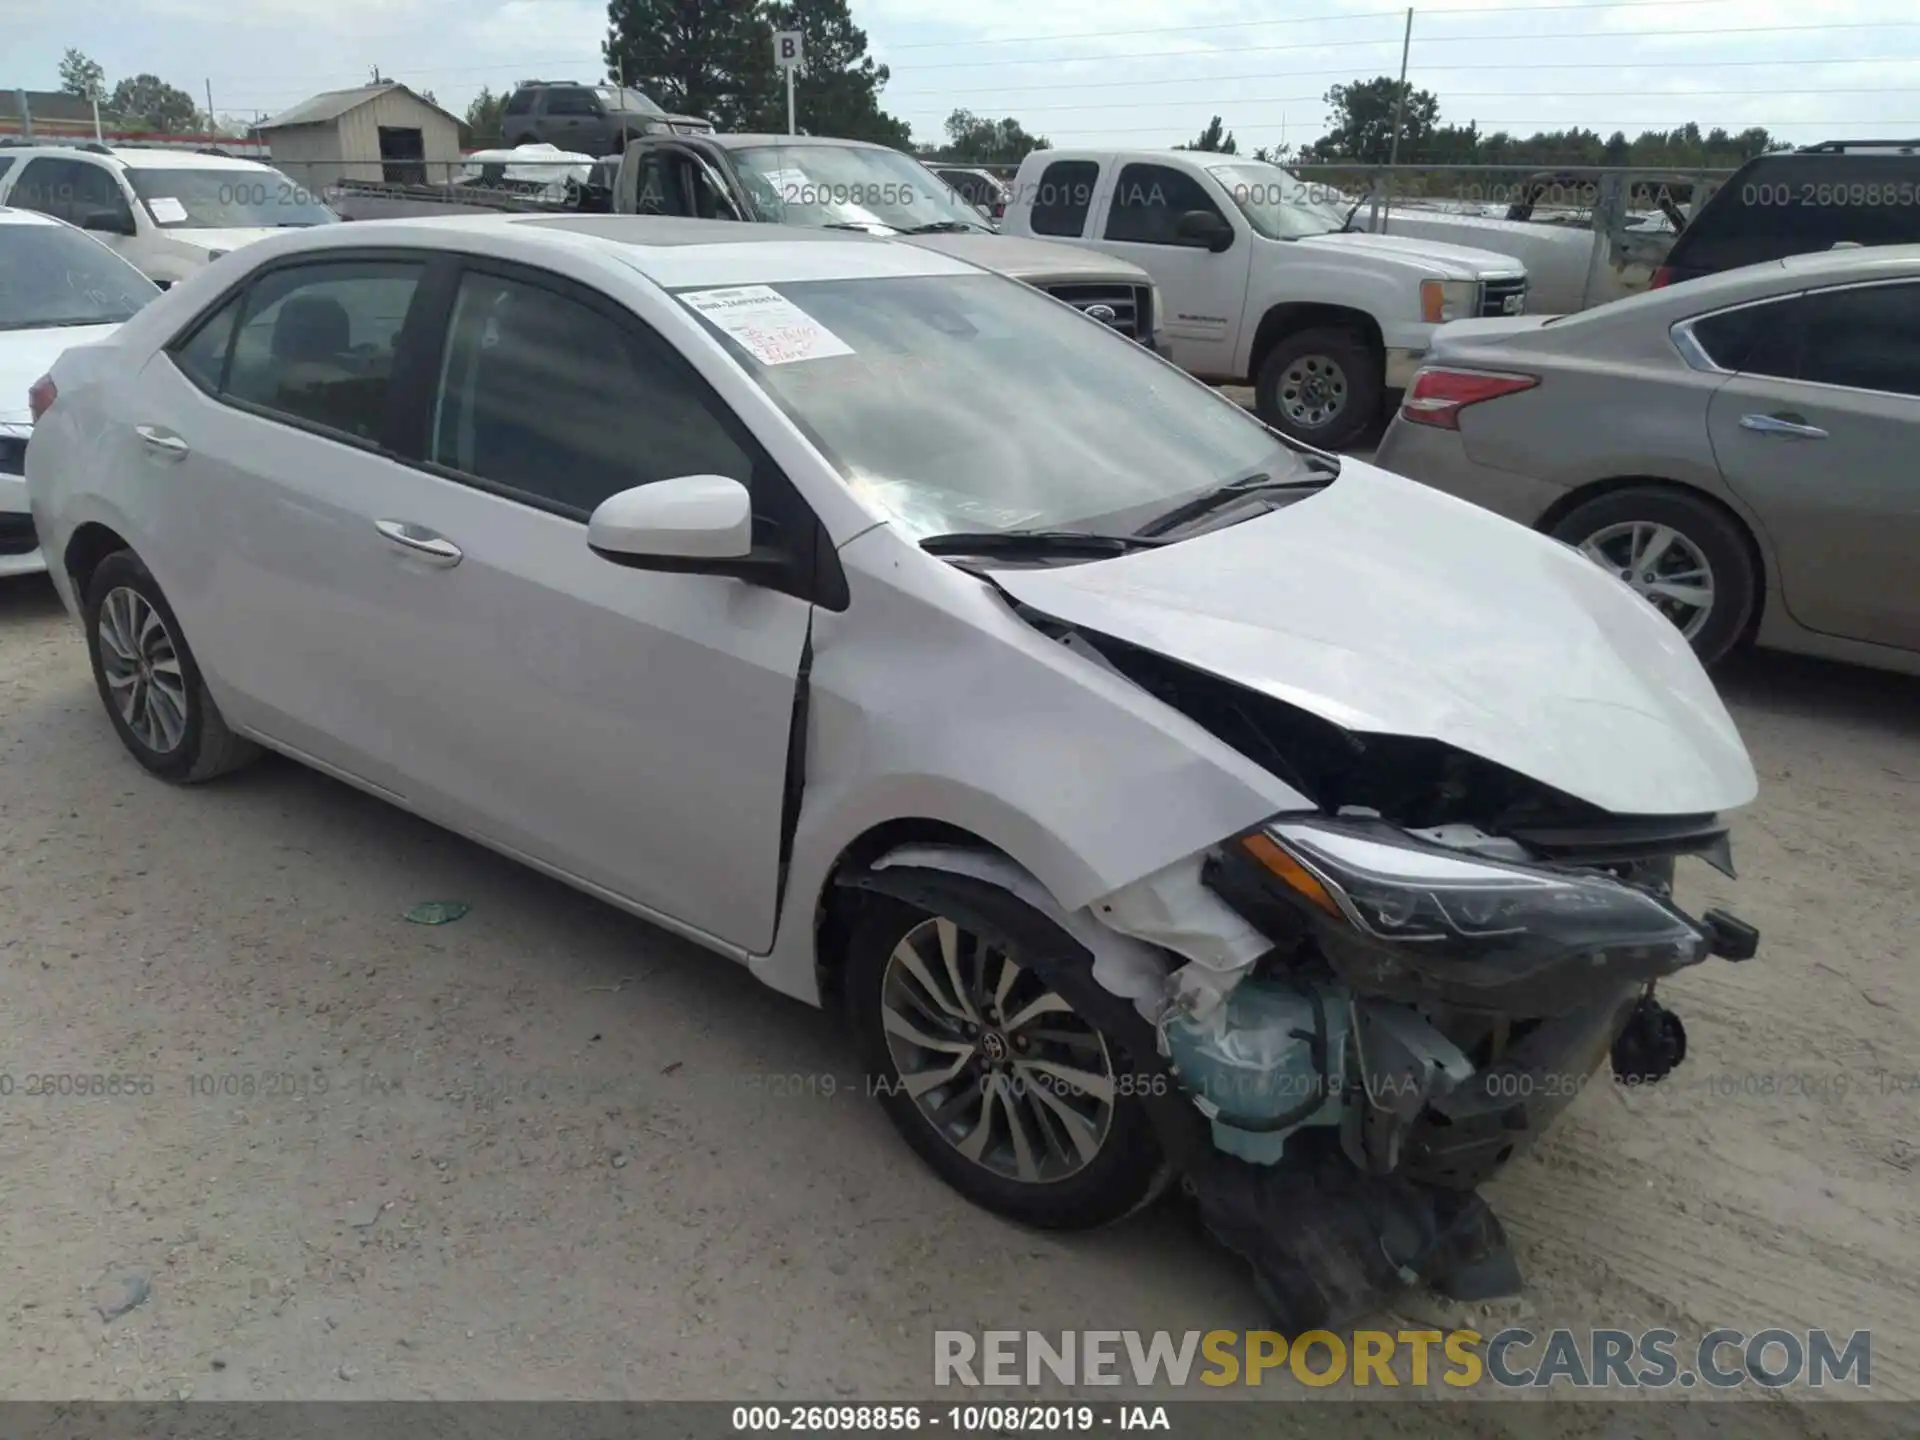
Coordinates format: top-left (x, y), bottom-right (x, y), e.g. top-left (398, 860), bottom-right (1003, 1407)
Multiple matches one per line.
top-left (1687, 299), bottom-right (1790, 374)
top-left (503, 89), bottom-right (535, 116)
top-left (427, 269), bottom-right (750, 516)
top-left (169, 293), bottom-right (245, 393)
top-left (1792, 283), bottom-right (1920, 398)
top-left (224, 260), bottom-right (425, 442)
top-left (546, 88), bottom-right (601, 117)
top-left (1030, 160), bottom-right (1099, 238)
top-left (634, 154), bottom-right (692, 215)
top-left (0, 156), bottom-right (14, 184)
top-left (1105, 163), bottom-right (1227, 245)
top-left (11, 158), bottom-right (88, 221)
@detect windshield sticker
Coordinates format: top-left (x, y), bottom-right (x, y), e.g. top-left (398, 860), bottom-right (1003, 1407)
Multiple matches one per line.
top-left (147, 197), bottom-right (189, 224)
top-left (681, 285), bottom-right (855, 367)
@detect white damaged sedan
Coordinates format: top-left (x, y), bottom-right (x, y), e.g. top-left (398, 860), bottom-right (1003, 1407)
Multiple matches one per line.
top-left (26, 214), bottom-right (1762, 1326)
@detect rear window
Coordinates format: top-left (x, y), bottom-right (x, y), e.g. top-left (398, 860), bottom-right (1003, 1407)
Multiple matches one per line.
top-left (1668, 153), bottom-right (1920, 275)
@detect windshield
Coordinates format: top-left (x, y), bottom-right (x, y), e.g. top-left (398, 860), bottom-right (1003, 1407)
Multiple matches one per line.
top-left (125, 168), bottom-right (339, 230)
top-left (597, 85), bottom-right (664, 115)
top-left (0, 223), bottom-right (159, 331)
top-left (1205, 162), bottom-right (1348, 240)
top-left (676, 274), bottom-right (1308, 540)
top-left (730, 145), bottom-right (989, 233)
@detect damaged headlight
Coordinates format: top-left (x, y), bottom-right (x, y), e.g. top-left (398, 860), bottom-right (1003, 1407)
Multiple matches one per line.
top-left (1235, 818), bottom-right (1710, 1012)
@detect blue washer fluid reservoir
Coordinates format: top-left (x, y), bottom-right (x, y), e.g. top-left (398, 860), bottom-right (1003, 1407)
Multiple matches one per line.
top-left (1162, 981), bottom-right (1350, 1165)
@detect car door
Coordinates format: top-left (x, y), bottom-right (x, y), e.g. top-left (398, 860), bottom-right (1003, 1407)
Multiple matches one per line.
top-left (1705, 279), bottom-right (1920, 652)
top-left (541, 86), bottom-right (602, 151)
top-left (1094, 161), bottom-right (1248, 377)
top-left (331, 258), bottom-right (816, 952)
top-left (124, 252), bottom-right (440, 791)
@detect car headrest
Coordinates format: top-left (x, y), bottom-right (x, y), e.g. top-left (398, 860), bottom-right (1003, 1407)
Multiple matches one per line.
top-left (272, 296), bottom-right (351, 361)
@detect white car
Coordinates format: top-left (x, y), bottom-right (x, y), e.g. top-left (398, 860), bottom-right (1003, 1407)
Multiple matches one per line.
top-left (27, 214), bottom-right (1762, 1326)
top-left (0, 207), bottom-right (159, 576)
top-left (0, 144), bottom-right (340, 286)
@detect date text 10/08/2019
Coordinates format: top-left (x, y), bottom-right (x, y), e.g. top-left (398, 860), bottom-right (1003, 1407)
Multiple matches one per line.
top-left (732, 1407), bottom-right (1169, 1432)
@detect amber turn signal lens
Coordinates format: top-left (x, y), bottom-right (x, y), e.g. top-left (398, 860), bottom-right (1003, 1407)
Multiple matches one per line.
top-left (1241, 832), bottom-right (1343, 918)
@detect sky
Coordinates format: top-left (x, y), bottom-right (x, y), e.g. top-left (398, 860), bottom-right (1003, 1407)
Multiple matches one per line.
top-left (10, 0), bottom-right (1920, 154)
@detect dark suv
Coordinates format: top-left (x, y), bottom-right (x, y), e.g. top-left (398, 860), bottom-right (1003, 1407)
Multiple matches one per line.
top-left (501, 81), bottom-right (684, 156)
top-left (1654, 139), bottom-right (1920, 287)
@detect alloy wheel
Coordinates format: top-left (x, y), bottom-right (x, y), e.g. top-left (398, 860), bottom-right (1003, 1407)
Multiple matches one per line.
top-left (1278, 354), bottom-right (1349, 430)
top-left (879, 916), bottom-right (1116, 1185)
top-left (97, 586), bottom-right (189, 754)
top-left (1579, 521), bottom-right (1717, 639)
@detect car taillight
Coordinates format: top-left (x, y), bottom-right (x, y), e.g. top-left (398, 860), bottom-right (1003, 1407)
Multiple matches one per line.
top-left (27, 374), bottom-right (56, 423)
top-left (1400, 367), bottom-right (1538, 430)
top-left (1649, 265), bottom-right (1673, 290)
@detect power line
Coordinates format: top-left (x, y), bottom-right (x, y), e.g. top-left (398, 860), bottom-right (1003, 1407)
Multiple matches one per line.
top-left (932, 86), bottom-right (1920, 116)
top-left (875, 0), bottom-right (1825, 52)
top-left (897, 20), bottom-right (1920, 72)
top-left (1022, 118), bottom-right (1914, 137)
top-left (885, 54), bottom-right (1920, 99)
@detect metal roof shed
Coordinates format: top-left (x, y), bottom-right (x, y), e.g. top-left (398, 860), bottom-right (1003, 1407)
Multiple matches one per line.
top-left (257, 83), bottom-right (462, 189)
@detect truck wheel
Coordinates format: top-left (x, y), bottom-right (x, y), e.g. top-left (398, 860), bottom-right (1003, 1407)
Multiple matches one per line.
top-left (1255, 327), bottom-right (1380, 450)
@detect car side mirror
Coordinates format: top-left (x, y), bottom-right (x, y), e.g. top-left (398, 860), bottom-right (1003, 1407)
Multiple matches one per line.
top-left (1175, 209), bottom-right (1233, 252)
top-left (80, 208), bottom-right (135, 237)
top-left (588, 474), bottom-right (794, 589)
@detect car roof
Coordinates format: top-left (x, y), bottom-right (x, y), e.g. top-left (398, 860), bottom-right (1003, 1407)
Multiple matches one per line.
top-left (0, 144), bottom-right (274, 173)
top-left (224, 212), bottom-right (982, 289)
top-left (708, 134), bottom-right (897, 153)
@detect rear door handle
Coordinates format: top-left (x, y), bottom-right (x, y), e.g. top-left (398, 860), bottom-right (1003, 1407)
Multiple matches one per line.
top-left (375, 519), bottom-right (463, 567)
top-left (135, 424), bottom-right (189, 458)
top-left (1739, 412), bottom-right (1828, 440)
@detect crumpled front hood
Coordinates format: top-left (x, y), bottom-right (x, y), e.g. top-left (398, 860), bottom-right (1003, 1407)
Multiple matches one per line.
top-left (987, 462), bottom-right (1757, 818)
top-left (905, 232), bottom-right (1152, 285)
top-left (1297, 230), bottom-right (1527, 278)
top-left (0, 323), bottom-right (122, 425)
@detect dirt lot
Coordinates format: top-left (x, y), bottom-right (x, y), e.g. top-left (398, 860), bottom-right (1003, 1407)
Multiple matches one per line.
top-left (1, 568), bottom-right (1916, 1428)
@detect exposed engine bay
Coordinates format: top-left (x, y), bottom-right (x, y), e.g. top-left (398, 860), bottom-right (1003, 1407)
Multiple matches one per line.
top-left (847, 609), bottom-right (1762, 1329)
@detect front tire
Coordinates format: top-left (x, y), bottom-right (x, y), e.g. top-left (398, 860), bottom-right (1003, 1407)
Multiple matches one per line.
top-left (847, 895), bottom-right (1167, 1230)
top-left (83, 550), bottom-right (259, 783)
top-left (1254, 326), bottom-right (1381, 450)
top-left (1548, 486), bottom-right (1757, 666)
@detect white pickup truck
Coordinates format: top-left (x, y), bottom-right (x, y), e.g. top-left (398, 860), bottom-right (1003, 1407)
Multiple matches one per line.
top-left (1002, 149), bottom-right (1531, 447)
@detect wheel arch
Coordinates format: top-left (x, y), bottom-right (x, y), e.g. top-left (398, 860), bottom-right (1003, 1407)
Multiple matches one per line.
top-left (1247, 302), bottom-right (1383, 384)
top-left (1534, 474), bottom-right (1772, 642)
top-left (63, 520), bottom-right (135, 602)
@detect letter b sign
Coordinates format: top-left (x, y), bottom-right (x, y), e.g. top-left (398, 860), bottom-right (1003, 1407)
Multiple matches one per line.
top-left (774, 30), bottom-right (804, 69)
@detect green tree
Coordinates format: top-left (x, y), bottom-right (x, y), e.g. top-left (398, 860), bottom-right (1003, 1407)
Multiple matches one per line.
top-left (751, 0), bottom-right (910, 145)
top-left (940, 109), bottom-right (1049, 165)
top-left (604, 0), bottom-right (778, 130)
top-left (58, 48), bottom-right (106, 102)
top-left (109, 74), bottom-right (200, 134)
top-left (1308, 76), bottom-right (1439, 162)
top-left (1179, 115), bottom-right (1237, 154)
top-left (465, 86), bottom-right (509, 146)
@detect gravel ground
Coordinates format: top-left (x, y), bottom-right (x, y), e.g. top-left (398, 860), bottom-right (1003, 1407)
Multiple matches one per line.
top-left (2, 565), bottom-right (1916, 1429)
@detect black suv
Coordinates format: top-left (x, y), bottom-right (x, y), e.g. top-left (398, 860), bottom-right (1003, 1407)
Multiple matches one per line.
top-left (1654, 139), bottom-right (1920, 287)
top-left (502, 81), bottom-right (699, 156)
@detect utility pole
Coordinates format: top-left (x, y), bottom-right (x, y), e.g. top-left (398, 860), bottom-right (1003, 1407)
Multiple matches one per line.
top-left (205, 79), bottom-right (215, 136)
top-left (1381, 7), bottom-right (1414, 233)
top-left (91, 85), bottom-right (103, 143)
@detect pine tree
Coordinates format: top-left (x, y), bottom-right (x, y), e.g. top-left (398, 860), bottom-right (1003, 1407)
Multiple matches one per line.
top-left (604, 0), bottom-right (780, 131)
top-left (754, 0), bottom-right (910, 145)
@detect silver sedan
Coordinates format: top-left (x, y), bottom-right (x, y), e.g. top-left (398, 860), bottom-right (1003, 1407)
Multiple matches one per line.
top-left (1375, 243), bottom-right (1920, 673)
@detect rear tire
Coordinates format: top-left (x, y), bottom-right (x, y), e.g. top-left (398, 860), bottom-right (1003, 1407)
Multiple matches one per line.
top-left (83, 550), bottom-right (259, 783)
top-left (846, 894), bottom-right (1167, 1230)
top-left (1254, 326), bottom-right (1380, 450)
top-left (1548, 486), bottom-right (1756, 666)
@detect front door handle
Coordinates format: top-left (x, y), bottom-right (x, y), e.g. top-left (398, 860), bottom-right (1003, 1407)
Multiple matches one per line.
top-left (375, 519), bottom-right (463, 567)
top-left (135, 424), bottom-right (189, 458)
top-left (1740, 412), bottom-right (1828, 440)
